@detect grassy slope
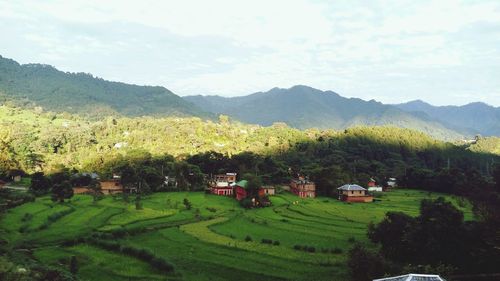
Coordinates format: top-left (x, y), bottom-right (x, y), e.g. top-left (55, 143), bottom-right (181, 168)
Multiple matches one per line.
top-left (0, 190), bottom-right (472, 281)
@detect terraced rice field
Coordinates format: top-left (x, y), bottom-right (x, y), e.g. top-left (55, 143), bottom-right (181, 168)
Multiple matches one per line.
top-left (0, 189), bottom-right (472, 280)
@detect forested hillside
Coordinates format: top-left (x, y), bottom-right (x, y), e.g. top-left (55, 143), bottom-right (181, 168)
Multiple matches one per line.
top-left (1, 105), bottom-right (497, 196)
top-left (0, 56), bottom-right (210, 118)
top-left (396, 100), bottom-right (500, 136)
top-left (184, 85), bottom-right (467, 140)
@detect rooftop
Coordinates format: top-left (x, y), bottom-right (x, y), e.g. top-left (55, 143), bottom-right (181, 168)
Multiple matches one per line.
top-left (235, 180), bottom-right (248, 189)
top-left (373, 274), bottom-right (446, 281)
top-left (338, 184), bottom-right (366, 191)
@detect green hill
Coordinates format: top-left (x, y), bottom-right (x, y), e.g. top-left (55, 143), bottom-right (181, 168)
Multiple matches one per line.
top-left (184, 85), bottom-right (466, 140)
top-left (0, 55), bottom-right (210, 118)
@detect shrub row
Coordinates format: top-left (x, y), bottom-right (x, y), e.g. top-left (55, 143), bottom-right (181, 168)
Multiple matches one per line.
top-left (88, 239), bottom-right (174, 273)
top-left (293, 245), bottom-right (316, 253)
top-left (206, 207), bottom-right (217, 213)
top-left (321, 247), bottom-right (343, 254)
top-left (261, 239), bottom-right (280, 245)
top-left (34, 207), bottom-right (75, 231)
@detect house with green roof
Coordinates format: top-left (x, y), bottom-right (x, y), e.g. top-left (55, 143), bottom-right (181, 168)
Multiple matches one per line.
top-left (234, 180), bottom-right (248, 201)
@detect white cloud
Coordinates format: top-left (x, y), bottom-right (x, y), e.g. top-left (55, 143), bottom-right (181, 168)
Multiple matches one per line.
top-left (0, 0), bottom-right (499, 105)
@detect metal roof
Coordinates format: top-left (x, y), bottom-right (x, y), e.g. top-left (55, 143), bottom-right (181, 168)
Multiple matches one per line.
top-left (373, 274), bottom-right (446, 281)
top-left (337, 184), bottom-right (366, 191)
top-left (235, 180), bottom-right (248, 188)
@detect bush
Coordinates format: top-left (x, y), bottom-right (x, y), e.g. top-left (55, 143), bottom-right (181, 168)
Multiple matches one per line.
top-left (111, 228), bottom-right (128, 238)
top-left (19, 225), bottom-right (29, 233)
top-left (347, 237), bottom-right (356, 243)
top-left (240, 198), bottom-right (254, 209)
top-left (261, 238), bottom-right (273, 244)
top-left (273, 240), bottom-right (280, 246)
top-left (183, 198), bottom-right (192, 210)
top-left (150, 257), bottom-right (174, 273)
top-left (307, 246), bottom-right (316, 253)
top-left (206, 207), bottom-right (217, 212)
top-left (293, 245), bottom-right (302, 250)
top-left (331, 247), bottom-right (343, 254)
top-left (245, 235), bottom-right (252, 242)
top-left (21, 213), bottom-right (33, 222)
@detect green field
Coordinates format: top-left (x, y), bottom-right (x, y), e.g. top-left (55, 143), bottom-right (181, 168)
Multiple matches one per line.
top-left (0, 189), bottom-right (472, 281)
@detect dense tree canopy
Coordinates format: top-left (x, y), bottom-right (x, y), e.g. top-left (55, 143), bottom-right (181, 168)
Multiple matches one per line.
top-left (0, 105), bottom-right (498, 197)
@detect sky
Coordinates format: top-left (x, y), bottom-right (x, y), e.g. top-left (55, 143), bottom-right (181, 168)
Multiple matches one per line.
top-left (1, 0), bottom-right (499, 106)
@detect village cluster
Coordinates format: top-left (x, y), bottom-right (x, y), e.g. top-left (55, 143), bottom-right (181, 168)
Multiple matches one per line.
top-left (1, 172), bottom-right (397, 205)
top-left (207, 173), bottom-right (397, 204)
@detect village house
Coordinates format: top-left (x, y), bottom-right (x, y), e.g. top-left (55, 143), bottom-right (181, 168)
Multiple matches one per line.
top-left (259, 186), bottom-right (275, 196)
top-left (71, 172), bottom-right (100, 194)
top-left (99, 179), bottom-right (124, 195)
top-left (234, 180), bottom-right (248, 201)
top-left (290, 178), bottom-right (316, 198)
top-left (164, 176), bottom-right (178, 187)
top-left (368, 178), bottom-right (376, 187)
top-left (209, 173), bottom-right (237, 196)
top-left (337, 184), bottom-right (374, 203)
top-left (387, 177), bottom-right (397, 188)
top-left (367, 178), bottom-right (383, 192)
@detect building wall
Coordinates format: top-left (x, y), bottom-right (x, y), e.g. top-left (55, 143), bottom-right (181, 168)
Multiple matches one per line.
top-left (100, 180), bottom-right (123, 194)
top-left (214, 174), bottom-right (236, 183)
top-left (264, 188), bottom-right (275, 195)
top-left (73, 187), bottom-right (91, 194)
top-left (235, 187), bottom-right (247, 201)
top-left (345, 195), bottom-right (373, 203)
top-left (341, 190), bottom-right (367, 197)
top-left (211, 187), bottom-right (233, 196)
top-left (290, 181), bottom-right (316, 198)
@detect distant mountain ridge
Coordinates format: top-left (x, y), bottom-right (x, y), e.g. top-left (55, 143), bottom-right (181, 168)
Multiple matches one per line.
top-left (2, 55), bottom-right (497, 140)
top-left (395, 100), bottom-right (500, 136)
top-left (184, 85), bottom-right (469, 140)
top-left (0, 55), bottom-right (210, 118)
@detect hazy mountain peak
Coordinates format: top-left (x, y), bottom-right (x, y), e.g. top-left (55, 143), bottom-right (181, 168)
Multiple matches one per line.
top-left (395, 99), bottom-right (500, 136)
top-left (185, 85), bottom-right (468, 140)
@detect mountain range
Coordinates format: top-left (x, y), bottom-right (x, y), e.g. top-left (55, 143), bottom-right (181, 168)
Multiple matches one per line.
top-left (184, 86), bottom-right (499, 139)
top-left (1, 55), bottom-right (499, 139)
top-left (395, 100), bottom-right (500, 136)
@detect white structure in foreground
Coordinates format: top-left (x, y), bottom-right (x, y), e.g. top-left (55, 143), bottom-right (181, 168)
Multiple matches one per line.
top-left (374, 274), bottom-right (446, 281)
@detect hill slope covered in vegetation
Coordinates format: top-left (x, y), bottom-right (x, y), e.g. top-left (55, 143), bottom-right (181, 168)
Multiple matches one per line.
top-left (1, 105), bottom-right (497, 196)
top-left (0, 55), bottom-right (210, 118)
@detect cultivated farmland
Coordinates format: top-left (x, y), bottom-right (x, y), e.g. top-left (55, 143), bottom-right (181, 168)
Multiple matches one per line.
top-left (0, 189), bottom-right (472, 281)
